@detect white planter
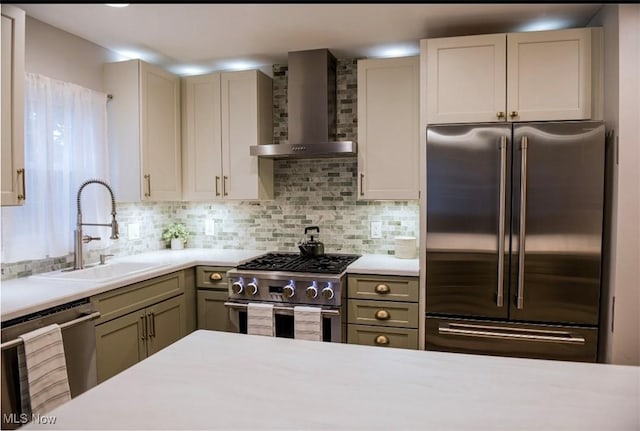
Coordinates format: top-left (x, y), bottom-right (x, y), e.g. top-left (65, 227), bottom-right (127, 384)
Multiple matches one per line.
top-left (170, 238), bottom-right (184, 250)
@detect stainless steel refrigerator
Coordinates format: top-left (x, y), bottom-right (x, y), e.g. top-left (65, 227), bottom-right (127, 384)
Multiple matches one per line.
top-left (425, 121), bottom-right (605, 362)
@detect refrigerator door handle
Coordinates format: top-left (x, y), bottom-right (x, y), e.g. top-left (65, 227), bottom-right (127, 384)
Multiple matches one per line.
top-left (438, 323), bottom-right (586, 345)
top-left (497, 136), bottom-right (507, 307)
top-left (516, 136), bottom-right (528, 309)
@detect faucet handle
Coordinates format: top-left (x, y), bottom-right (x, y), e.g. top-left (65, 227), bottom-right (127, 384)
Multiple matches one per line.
top-left (82, 235), bottom-right (101, 244)
top-left (99, 254), bottom-right (114, 265)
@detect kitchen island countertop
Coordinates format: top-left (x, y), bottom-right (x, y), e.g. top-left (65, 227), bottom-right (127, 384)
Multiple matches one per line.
top-left (24, 330), bottom-right (639, 430)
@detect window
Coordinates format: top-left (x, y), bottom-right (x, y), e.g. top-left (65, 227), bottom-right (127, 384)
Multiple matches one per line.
top-left (1, 73), bottom-right (111, 263)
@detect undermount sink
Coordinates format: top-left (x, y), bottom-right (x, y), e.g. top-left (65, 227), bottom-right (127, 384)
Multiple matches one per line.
top-left (32, 261), bottom-right (162, 282)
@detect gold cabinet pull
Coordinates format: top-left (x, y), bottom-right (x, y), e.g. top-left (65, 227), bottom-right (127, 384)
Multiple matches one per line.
top-left (374, 283), bottom-right (390, 294)
top-left (209, 272), bottom-right (222, 281)
top-left (17, 168), bottom-right (26, 201)
top-left (496, 111), bottom-right (505, 119)
top-left (509, 111), bottom-right (518, 119)
top-left (140, 315), bottom-right (147, 340)
top-left (215, 176), bottom-right (221, 197)
top-left (223, 176), bottom-right (228, 196)
top-left (374, 335), bottom-right (389, 346)
top-left (359, 173), bottom-right (364, 196)
top-left (144, 174), bottom-right (151, 197)
top-left (375, 309), bottom-right (390, 320)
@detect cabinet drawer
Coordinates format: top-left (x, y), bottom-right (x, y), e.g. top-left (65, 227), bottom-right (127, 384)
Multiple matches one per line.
top-left (196, 266), bottom-right (230, 289)
top-left (348, 299), bottom-right (419, 328)
top-left (348, 325), bottom-right (418, 350)
top-left (348, 275), bottom-right (419, 302)
top-left (92, 271), bottom-right (185, 324)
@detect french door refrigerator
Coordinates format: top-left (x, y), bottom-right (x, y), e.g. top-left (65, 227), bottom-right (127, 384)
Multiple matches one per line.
top-left (425, 121), bottom-right (605, 362)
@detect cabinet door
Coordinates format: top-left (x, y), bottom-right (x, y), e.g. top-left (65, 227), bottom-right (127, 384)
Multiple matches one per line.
top-left (105, 60), bottom-right (142, 202)
top-left (1, 5), bottom-right (25, 206)
top-left (197, 290), bottom-right (231, 332)
top-left (357, 56), bottom-right (419, 200)
top-left (426, 34), bottom-right (507, 124)
top-left (221, 70), bottom-right (273, 200)
top-left (95, 311), bottom-right (146, 383)
top-left (507, 28), bottom-right (591, 122)
top-left (146, 295), bottom-right (187, 356)
top-left (182, 73), bottom-right (223, 200)
top-left (140, 61), bottom-right (182, 201)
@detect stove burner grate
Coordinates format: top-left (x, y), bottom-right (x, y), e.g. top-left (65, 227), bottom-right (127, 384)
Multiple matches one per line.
top-left (236, 252), bottom-right (360, 274)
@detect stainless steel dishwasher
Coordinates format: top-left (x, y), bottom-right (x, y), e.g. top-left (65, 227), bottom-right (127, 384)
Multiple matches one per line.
top-left (1, 298), bottom-right (100, 429)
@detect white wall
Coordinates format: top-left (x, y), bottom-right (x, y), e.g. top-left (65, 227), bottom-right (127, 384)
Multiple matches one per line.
top-left (590, 4), bottom-right (640, 366)
top-left (610, 4), bottom-right (640, 366)
top-left (24, 16), bottom-right (120, 91)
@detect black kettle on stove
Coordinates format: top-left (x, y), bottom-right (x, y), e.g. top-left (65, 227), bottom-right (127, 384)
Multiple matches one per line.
top-left (298, 226), bottom-right (325, 257)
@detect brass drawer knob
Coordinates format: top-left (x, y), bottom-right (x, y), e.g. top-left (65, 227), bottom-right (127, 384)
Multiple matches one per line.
top-left (209, 272), bottom-right (222, 281)
top-left (374, 335), bottom-right (389, 346)
top-left (509, 111), bottom-right (518, 118)
top-left (375, 309), bottom-right (390, 320)
top-left (496, 111), bottom-right (505, 119)
top-left (374, 283), bottom-right (390, 294)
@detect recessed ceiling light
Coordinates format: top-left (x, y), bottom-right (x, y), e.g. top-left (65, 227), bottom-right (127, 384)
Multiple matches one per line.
top-left (220, 60), bottom-right (260, 71)
top-left (105, 4), bottom-right (129, 8)
top-left (369, 43), bottom-right (419, 59)
top-left (517, 19), bottom-right (570, 32)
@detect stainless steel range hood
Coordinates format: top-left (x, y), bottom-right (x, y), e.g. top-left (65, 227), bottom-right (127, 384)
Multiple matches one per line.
top-left (250, 49), bottom-right (356, 159)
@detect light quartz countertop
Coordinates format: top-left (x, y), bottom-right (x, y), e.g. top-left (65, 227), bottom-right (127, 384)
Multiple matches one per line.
top-left (346, 253), bottom-right (419, 276)
top-left (1, 250), bottom-right (418, 322)
top-left (24, 330), bottom-right (640, 430)
top-left (0, 248), bottom-right (265, 322)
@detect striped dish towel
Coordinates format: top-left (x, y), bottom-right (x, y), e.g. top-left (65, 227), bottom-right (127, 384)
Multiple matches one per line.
top-left (294, 306), bottom-right (322, 341)
top-left (18, 324), bottom-right (71, 416)
top-left (247, 303), bottom-right (275, 336)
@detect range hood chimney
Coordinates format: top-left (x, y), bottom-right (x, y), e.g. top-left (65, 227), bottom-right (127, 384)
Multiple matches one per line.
top-left (250, 49), bottom-right (356, 159)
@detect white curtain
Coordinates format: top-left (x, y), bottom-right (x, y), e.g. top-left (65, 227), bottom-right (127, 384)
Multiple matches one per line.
top-left (1, 73), bottom-right (111, 263)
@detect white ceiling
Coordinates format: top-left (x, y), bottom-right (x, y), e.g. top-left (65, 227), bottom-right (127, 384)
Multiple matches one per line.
top-left (16, 3), bottom-right (603, 76)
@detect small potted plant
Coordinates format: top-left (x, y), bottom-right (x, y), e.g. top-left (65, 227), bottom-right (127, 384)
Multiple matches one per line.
top-left (162, 222), bottom-right (190, 250)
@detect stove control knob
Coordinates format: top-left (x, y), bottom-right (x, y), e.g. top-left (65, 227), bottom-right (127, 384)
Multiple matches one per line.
top-left (283, 284), bottom-right (295, 298)
top-left (321, 286), bottom-right (335, 300)
top-left (231, 281), bottom-right (244, 295)
top-left (246, 282), bottom-right (258, 296)
top-left (306, 285), bottom-right (318, 299)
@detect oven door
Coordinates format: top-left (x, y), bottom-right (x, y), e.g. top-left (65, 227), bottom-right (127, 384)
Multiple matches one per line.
top-left (224, 301), bottom-right (344, 343)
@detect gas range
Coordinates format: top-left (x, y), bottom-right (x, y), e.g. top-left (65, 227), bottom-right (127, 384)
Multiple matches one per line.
top-left (227, 252), bottom-right (361, 307)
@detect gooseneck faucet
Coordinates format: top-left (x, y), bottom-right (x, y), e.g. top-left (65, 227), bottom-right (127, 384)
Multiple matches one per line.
top-left (74, 179), bottom-right (119, 270)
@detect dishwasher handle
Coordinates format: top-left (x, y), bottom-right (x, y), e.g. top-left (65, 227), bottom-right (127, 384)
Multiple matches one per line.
top-left (0, 311), bottom-right (101, 351)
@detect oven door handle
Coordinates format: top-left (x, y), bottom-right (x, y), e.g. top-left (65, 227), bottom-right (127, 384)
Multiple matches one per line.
top-left (224, 302), bottom-right (340, 316)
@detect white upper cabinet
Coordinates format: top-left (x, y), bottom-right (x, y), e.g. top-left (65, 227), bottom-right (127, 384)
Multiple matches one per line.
top-left (1, 5), bottom-right (25, 206)
top-left (182, 69), bottom-right (273, 201)
top-left (182, 73), bottom-right (222, 201)
top-left (104, 59), bottom-right (181, 202)
top-left (426, 34), bottom-right (506, 124)
top-left (507, 28), bottom-right (591, 122)
top-left (425, 27), bottom-right (597, 124)
top-left (357, 56), bottom-right (420, 200)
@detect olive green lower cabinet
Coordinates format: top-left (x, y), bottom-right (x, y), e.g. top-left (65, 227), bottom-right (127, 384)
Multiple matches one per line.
top-left (347, 274), bottom-right (420, 350)
top-left (92, 271), bottom-right (188, 383)
top-left (196, 266), bottom-right (234, 332)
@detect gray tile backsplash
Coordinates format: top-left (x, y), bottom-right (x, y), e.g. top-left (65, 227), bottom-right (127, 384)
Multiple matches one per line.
top-left (1, 59), bottom-right (419, 280)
